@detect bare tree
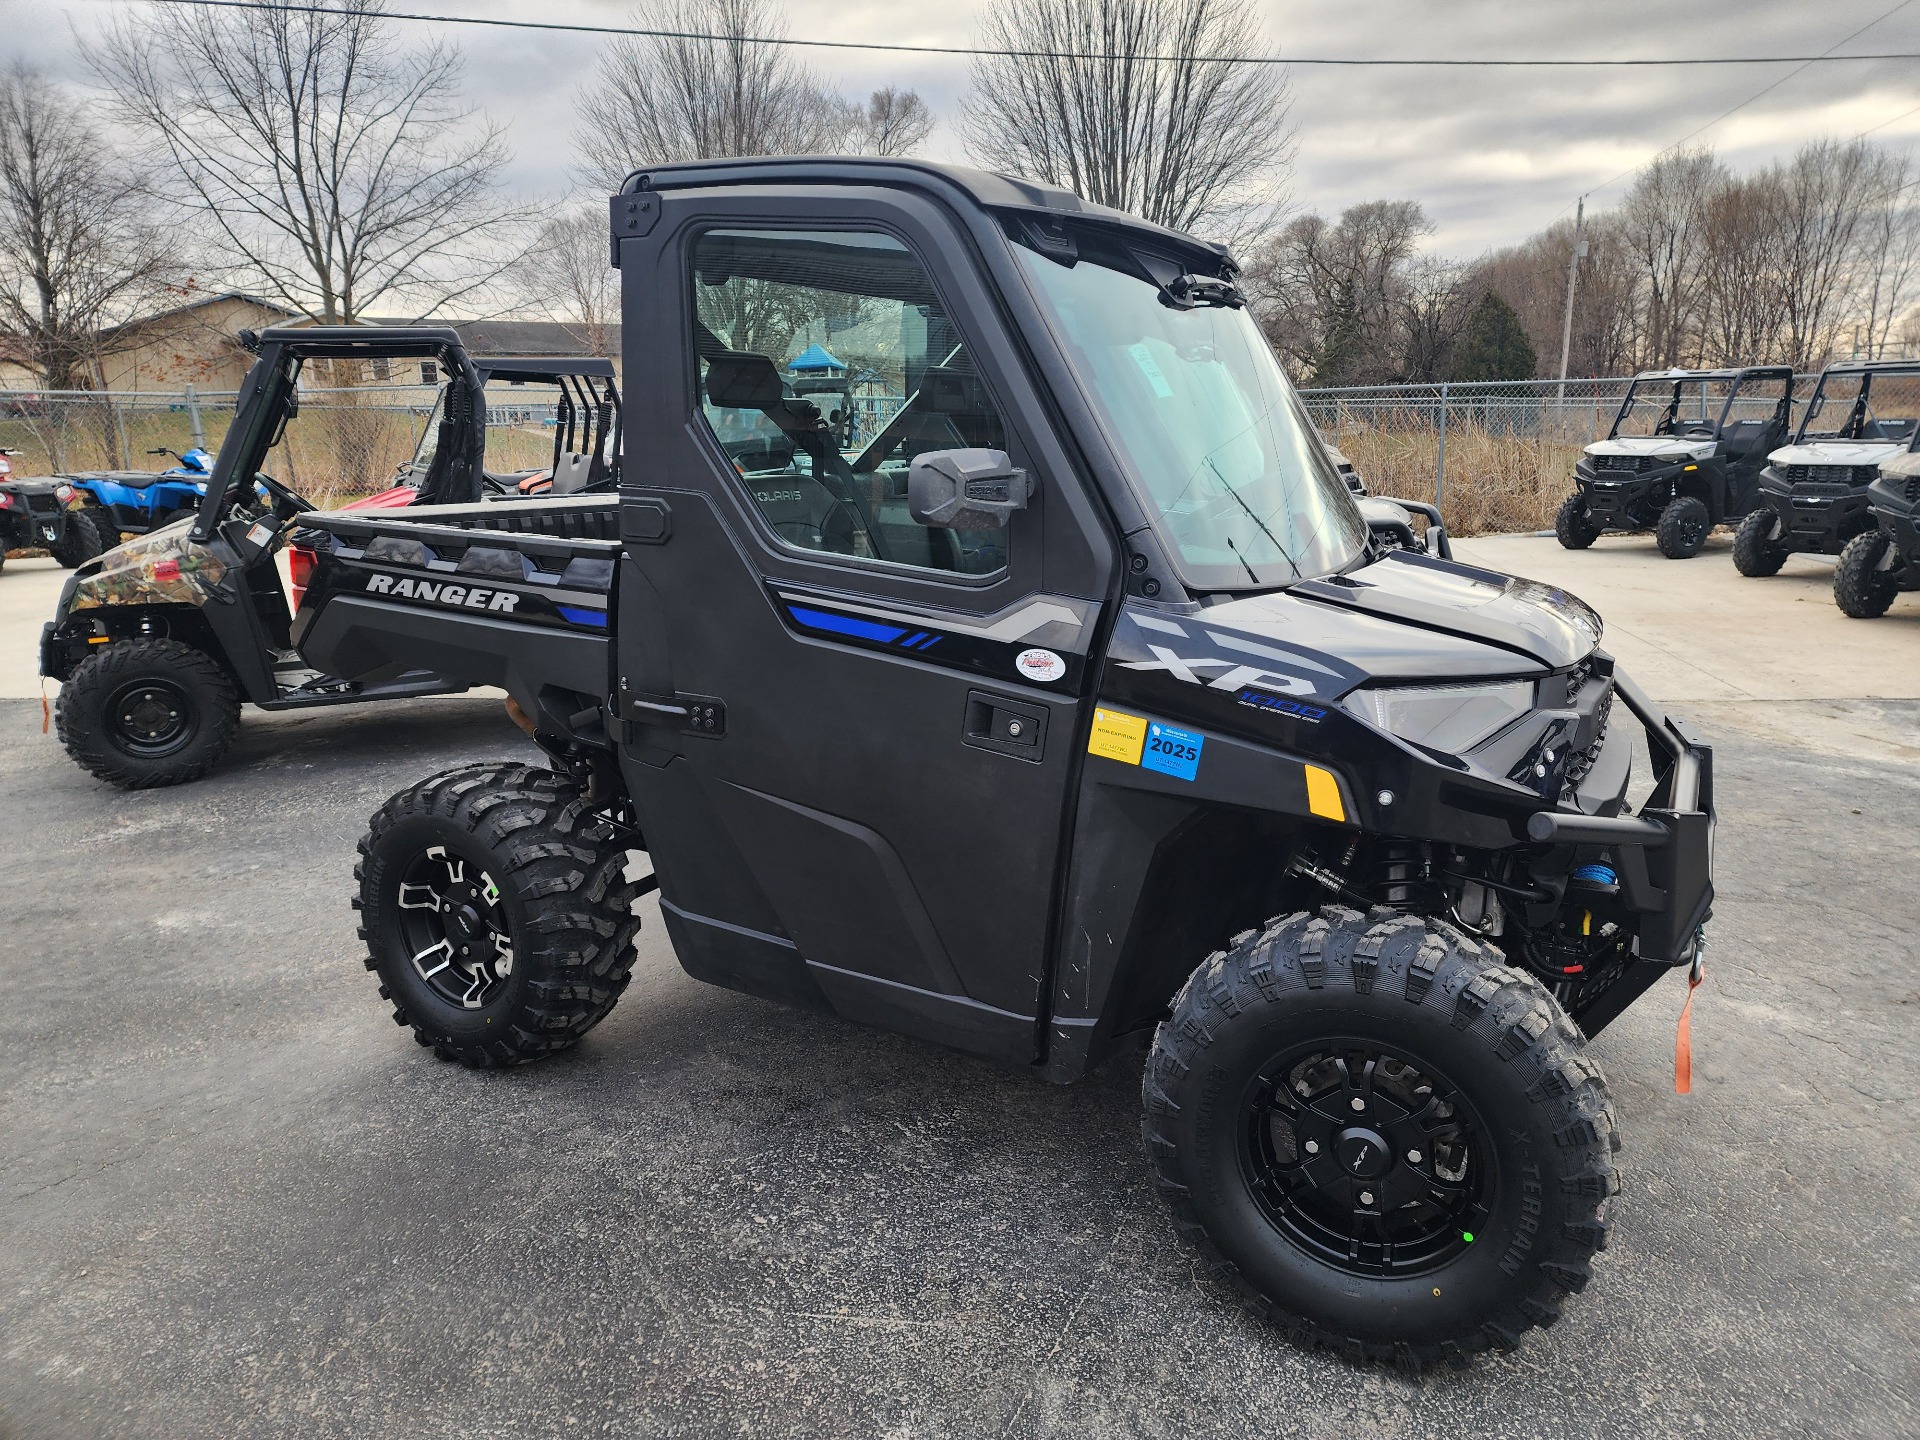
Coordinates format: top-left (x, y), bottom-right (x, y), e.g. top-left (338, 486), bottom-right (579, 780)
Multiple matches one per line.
top-left (1766, 140), bottom-right (1886, 368)
top-left (1244, 200), bottom-right (1428, 382)
top-left (961, 0), bottom-right (1292, 239)
top-left (512, 209), bottom-right (619, 358)
top-left (1693, 175), bottom-right (1787, 366)
top-left (856, 88), bottom-right (935, 158)
top-left (91, 0), bottom-right (525, 325)
top-left (1617, 148), bottom-right (1723, 369)
top-left (1398, 256), bottom-right (1475, 382)
top-left (1851, 153), bottom-right (1920, 359)
top-left (581, 0), bottom-right (860, 186)
top-left (0, 64), bottom-right (174, 389)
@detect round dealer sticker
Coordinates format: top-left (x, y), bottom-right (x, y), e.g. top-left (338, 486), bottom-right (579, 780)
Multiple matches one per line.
top-left (1015, 648), bottom-right (1067, 683)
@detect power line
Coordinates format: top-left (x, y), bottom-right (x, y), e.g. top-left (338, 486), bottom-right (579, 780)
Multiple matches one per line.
top-left (1542, 0), bottom-right (1917, 229)
top-left (120, 0), bottom-right (1920, 68)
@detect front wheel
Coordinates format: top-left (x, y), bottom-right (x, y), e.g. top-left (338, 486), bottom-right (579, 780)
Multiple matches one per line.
top-left (1554, 494), bottom-right (1601, 550)
top-left (355, 764), bottom-right (644, 1067)
top-left (1143, 907), bottom-right (1618, 1367)
top-left (1656, 496), bottom-right (1711, 559)
top-left (1834, 530), bottom-right (1900, 618)
top-left (1732, 508), bottom-right (1788, 577)
top-left (54, 638), bottom-right (241, 788)
top-left (49, 513), bottom-right (103, 568)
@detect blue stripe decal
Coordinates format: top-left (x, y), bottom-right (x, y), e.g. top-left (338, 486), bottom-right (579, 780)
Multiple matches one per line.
top-left (902, 631), bottom-right (927, 647)
top-left (787, 604), bottom-right (907, 643)
top-left (557, 605), bottom-right (608, 627)
top-left (916, 635), bottom-right (942, 649)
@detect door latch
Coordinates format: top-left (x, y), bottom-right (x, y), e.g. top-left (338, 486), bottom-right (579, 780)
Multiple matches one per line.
top-left (614, 684), bottom-right (725, 738)
top-left (962, 690), bottom-right (1046, 762)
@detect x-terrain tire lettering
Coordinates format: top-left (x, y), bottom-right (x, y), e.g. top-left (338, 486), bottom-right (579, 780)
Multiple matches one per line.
top-left (1144, 905), bottom-right (1618, 1367)
top-left (355, 764), bottom-right (643, 1067)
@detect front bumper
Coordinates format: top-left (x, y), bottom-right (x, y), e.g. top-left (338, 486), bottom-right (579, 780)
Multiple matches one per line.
top-left (1579, 467), bottom-right (1676, 529)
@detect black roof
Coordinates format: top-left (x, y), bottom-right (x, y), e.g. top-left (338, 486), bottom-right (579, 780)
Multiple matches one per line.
top-left (1811, 358), bottom-right (1920, 375)
top-left (616, 156), bottom-right (1234, 267)
top-left (476, 356), bottom-right (615, 381)
top-left (1628, 365), bottom-right (1795, 382)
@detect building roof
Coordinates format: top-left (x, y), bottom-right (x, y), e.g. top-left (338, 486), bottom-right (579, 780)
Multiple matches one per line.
top-left (101, 291), bottom-right (301, 338)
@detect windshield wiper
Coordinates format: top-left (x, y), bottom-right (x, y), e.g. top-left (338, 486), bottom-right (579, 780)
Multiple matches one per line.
top-left (1209, 458), bottom-right (1303, 582)
top-left (1224, 536), bottom-right (1260, 584)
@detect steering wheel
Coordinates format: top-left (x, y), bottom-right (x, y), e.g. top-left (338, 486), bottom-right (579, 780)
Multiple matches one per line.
top-left (251, 472), bottom-right (315, 516)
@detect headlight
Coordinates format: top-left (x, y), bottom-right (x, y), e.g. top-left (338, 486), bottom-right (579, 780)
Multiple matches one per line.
top-left (1345, 680), bottom-right (1535, 753)
top-left (55, 483), bottom-right (74, 503)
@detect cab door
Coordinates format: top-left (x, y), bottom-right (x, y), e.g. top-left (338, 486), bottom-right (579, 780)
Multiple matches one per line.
top-left (613, 187), bottom-right (1116, 1065)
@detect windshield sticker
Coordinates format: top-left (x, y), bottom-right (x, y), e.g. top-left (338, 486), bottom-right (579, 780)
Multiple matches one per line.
top-left (1088, 707), bottom-right (1148, 764)
top-left (1015, 647), bottom-right (1066, 683)
top-left (1127, 343), bottom-right (1175, 399)
top-left (1141, 721), bottom-right (1204, 780)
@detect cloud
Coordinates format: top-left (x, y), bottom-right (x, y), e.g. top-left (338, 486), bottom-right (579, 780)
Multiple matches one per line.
top-left (18, 0), bottom-right (1920, 259)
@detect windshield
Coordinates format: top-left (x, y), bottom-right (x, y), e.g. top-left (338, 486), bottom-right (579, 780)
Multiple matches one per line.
top-left (1012, 227), bottom-right (1367, 589)
top-left (1798, 370), bottom-right (1920, 443)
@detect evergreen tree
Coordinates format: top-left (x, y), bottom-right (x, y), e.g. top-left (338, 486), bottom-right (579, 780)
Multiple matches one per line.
top-left (1451, 290), bottom-right (1537, 381)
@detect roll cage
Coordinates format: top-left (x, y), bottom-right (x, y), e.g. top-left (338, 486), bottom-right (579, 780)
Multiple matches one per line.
top-left (1793, 359), bottom-right (1920, 444)
top-left (1607, 366), bottom-right (1795, 442)
top-left (190, 327), bottom-right (487, 540)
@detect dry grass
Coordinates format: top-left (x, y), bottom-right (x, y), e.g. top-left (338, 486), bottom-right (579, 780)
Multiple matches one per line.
top-left (1330, 424), bottom-right (1585, 537)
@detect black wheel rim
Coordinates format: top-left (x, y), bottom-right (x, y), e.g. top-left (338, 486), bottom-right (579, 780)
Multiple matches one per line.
top-left (106, 677), bottom-right (199, 757)
top-left (395, 844), bottom-right (514, 1010)
top-left (1241, 1041), bottom-right (1493, 1278)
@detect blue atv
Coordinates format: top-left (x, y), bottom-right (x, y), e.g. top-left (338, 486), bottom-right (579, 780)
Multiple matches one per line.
top-left (68, 447), bottom-right (215, 549)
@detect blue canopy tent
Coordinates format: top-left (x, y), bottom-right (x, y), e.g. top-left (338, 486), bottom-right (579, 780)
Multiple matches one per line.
top-left (787, 343), bottom-right (845, 375)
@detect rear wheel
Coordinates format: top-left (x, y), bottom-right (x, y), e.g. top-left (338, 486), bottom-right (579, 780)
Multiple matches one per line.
top-left (54, 638), bottom-right (241, 788)
top-left (49, 513), bottom-right (103, 568)
top-left (1554, 495), bottom-right (1601, 550)
top-left (1834, 530), bottom-right (1900, 618)
top-left (1143, 906), bottom-right (1618, 1368)
top-left (355, 764), bottom-right (643, 1067)
top-left (1732, 508), bottom-right (1788, 576)
top-left (1656, 496), bottom-right (1710, 559)
top-left (87, 510), bottom-right (120, 552)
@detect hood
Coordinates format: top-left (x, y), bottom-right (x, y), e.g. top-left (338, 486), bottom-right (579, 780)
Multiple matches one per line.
top-left (1285, 552), bottom-right (1600, 672)
top-left (1586, 436), bottom-right (1715, 462)
top-left (1767, 440), bottom-right (1905, 467)
top-left (66, 517), bottom-right (228, 613)
top-left (1121, 551), bottom-right (1599, 709)
top-left (1878, 450), bottom-right (1920, 479)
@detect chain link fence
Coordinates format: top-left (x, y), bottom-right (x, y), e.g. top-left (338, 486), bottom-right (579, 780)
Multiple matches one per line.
top-left (3, 373), bottom-right (1820, 537)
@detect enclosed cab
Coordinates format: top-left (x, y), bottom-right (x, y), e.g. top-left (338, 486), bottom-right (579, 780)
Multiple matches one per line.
top-left (1734, 359), bottom-right (1920, 577)
top-left (289, 159), bottom-right (1716, 1366)
top-left (1557, 365), bottom-right (1794, 558)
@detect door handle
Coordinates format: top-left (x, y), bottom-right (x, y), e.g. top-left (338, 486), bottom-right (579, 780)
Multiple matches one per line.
top-left (962, 691), bottom-right (1046, 762)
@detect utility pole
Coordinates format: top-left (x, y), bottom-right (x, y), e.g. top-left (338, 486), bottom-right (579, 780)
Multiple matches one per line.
top-left (1555, 197), bottom-right (1587, 411)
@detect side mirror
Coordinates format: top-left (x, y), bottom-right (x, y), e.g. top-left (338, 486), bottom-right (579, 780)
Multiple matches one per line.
top-left (705, 352), bottom-right (784, 409)
top-left (908, 448), bottom-right (1031, 529)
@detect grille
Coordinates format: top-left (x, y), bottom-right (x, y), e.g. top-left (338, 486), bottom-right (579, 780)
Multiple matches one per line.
top-left (1594, 454), bottom-right (1657, 474)
top-left (1784, 464), bottom-right (1874, 485)
top-left (1562, 684), bottom-right (1614, 791)
top-left (1900, 476), bottom-right (1920, 504)
top-left (23, 491), bottom-right (60, 514)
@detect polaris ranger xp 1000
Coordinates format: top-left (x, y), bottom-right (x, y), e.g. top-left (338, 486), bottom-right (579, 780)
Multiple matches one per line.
top-left (288, 160), bottom-right (1714, 1367)
top-left (1557, 365), bottom-right (1794, 558)
top-left (1733, 358), bottom-right (1920, 577)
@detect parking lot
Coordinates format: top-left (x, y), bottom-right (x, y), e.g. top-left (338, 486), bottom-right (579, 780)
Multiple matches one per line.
top-left (2, 534), bottom-right (1917, 1439)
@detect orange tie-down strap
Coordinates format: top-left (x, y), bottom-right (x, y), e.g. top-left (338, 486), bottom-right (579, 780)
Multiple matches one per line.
top-left (1674, 958), bottom-right (1705, 1094)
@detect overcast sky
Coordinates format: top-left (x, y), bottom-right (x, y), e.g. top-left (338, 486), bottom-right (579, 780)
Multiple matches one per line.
top-left (10, 0), bottom-right (1920, 258)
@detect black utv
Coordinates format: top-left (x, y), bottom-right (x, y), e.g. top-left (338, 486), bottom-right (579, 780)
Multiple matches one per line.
top-left (1832, 445), bottom-right (1920, 617)
top-left (38, 331), bottom-right (620, 787)
top-left (1733, 359), bottom-right (1920, 577)
top-left (286, 158), bottom-right (1713, 1368)
top-left (1556, 366), bottom-right (1794, 558)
